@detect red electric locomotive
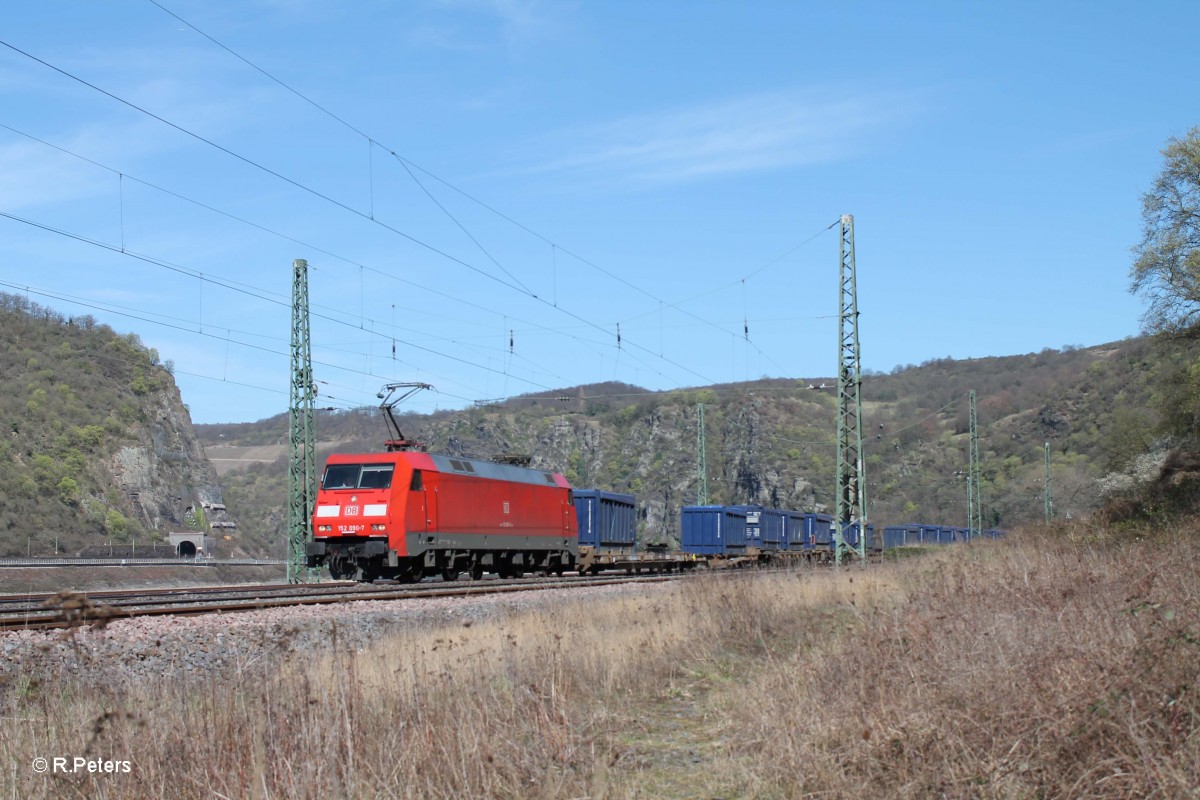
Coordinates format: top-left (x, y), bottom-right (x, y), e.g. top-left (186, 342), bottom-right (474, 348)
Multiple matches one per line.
top-left (305, 384), bottom-right (578, 582)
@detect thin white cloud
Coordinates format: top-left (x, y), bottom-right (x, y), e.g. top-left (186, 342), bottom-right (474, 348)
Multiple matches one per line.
top-left (0, 137), bottom-right (112, 210)
top-left (407, 23), bottom-right (482, 52)
top-left (62, 43), bottom-right (272, 137)
top-left (0, 41), bottom-right (274, 213)
top-left (416, 0), bottom-right (568, 52)
top-left (76, 286), bottom-right (178, 310)
top-left (486, 0), bottom-right (565, 49)
top-left (1018, 127), bottom-right (1136, 161)
top-left (514, 88), bottom-right (923, 188)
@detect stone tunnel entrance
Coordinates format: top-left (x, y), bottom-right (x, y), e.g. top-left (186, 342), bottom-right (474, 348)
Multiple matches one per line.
top-left (168, 532), bottom-right (215, 559)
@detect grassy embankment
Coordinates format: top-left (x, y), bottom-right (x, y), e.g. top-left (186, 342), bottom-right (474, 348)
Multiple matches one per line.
top-left (3, 529), bottom-right (1198, 798)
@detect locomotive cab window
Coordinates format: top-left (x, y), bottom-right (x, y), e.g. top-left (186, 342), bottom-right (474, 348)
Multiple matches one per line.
top-left (322, 464), bottom-right (395, 490)
top-left (358, 464), bottom-right (394, 489)
top-left (322, 464), bottom-right (360, 490)
top-left (409, 470), bottom-right (423, 491)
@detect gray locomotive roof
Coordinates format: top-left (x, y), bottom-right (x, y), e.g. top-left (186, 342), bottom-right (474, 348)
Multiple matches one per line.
top-left (426, 453), bottom-right (562, 488)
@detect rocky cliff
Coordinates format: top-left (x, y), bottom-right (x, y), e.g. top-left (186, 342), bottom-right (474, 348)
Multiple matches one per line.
top-left (0, 293), bottom-right (232, 557)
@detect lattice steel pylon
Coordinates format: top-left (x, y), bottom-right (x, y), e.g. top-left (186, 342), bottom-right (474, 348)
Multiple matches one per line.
top-left (696, 403), bottom-right (708, 505)
top-left (968, 389), bottom-right (982, 537)
top-left (834, 214), bottom-right (867, 563)
top-left (287, 258), bottom-right (316, 584)
top-left (1044, 441), bottom-right (1053, 523)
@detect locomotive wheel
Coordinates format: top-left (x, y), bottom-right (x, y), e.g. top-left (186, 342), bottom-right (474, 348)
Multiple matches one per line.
top-left (469, 562), bottom-right (484, 581)
top-left (328, 555), bottom-right (356, 581)
top-left (441, 566), bottom-right (459, 582)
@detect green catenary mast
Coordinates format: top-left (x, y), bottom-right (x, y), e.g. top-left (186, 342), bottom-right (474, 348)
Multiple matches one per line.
top-left (834, 214), bottom-right (867, 563)
top-left (1044, 441), bottom-right (1053, 523)
top-left (696, 403), bottom-right (708, 505)
top-left (287, 258), bottom-right (316, 584)
top-left (968, 389), bottom-right (982, 537)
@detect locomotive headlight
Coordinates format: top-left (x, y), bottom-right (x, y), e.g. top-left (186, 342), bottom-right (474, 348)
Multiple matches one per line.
top-left (371, 524), bottom-right (386, 531)
top-left (318, 525), bottom-right (332, 532)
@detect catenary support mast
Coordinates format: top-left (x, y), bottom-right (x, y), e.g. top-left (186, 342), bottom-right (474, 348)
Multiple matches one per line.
top-left (1044, 441), bottom-right (1053, 523)
top-left (834, 214), bottom-right (867, 563)
top-left (968, 389), bottom-right (982, 537)
top-left (696, 403), bottom-right (708, 505)
top-left (287, 258), bottom-right (316, 584)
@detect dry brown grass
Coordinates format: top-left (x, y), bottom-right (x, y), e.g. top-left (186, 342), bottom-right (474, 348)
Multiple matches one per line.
top-left (720, 534), bottom-right (1200, 799)
top-left (2, 532), bottom-right (1198, 798)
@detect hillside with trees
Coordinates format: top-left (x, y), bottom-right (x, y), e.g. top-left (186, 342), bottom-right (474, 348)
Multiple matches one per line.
top-left (0, 293), bottom-right (230, 557)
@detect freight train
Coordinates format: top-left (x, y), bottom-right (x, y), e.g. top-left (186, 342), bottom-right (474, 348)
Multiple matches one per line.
top-left (305, 384), bottom-right (1004, 582)
top-left (305, 451), bottom-right (1004, 582)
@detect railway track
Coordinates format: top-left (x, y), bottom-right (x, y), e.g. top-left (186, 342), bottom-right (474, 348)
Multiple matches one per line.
top-left (0, 573), bottom-right (681, 633)
top-left (0, 580), bottom-right (358, 611)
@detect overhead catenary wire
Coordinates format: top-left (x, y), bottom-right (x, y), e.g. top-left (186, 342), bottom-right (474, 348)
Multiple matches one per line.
top-left (0, 298), bottom-right (321, 404)
top-left (149, 0), bottom-right (826, 337)
top-left (0, 38), bottom-right (535, 300)
top-left (2, 277), bottom-right (992, 468)
top-left (4, 257), bottom-right (552, 396)
top-left (0, 121), bottom-right (547, 339)
top-left (0, 215), bottom-right (557, 401)
top-left (0, 134), bottom-right (587, 393)
top-left (141, 3), bottom-right (830, 380)
top-left (1, 13), bottom-right (856, 419)
top-left (0, 36), bottom-right (721, 389)
top-left (394, 156), bottom-right (535, 296)
top-left (0, 122), bottom-right (683, 396)
top-left (0, 280), bottom-right (359, 409)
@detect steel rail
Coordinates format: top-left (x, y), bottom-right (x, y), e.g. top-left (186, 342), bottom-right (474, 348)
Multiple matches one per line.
top-left (0, 573), bottom-right (680, 633)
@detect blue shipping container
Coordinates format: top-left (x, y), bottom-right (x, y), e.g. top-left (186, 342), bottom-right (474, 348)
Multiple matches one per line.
top-left (681, 506), bottom-right (749, 555)
top-left (782, 511), bottom-right (805, 549)
top-left (758, 508), bottom-right (786, 550)
top-left (839, 522), bottom-right (876, 549)
top-left (731, 506), bottom-right (784, 550)
top-left (730, 505), bottom-right (763, 548)
top-left (883, 525), bottom-right (920, 548)
top-left (804, 513), bottom-right (834, 547)
top-left (918, 525), bottom-right (942, 545)
top-left (573, 489), bottom-right (638, 550)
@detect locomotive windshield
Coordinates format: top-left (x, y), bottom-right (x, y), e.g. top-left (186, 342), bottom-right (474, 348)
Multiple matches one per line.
top-left (322, 464), bottom-right (395, 490)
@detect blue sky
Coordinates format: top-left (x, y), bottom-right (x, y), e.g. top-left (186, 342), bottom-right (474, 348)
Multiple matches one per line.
top-left (1, 0), bottom-right (1196, 424)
